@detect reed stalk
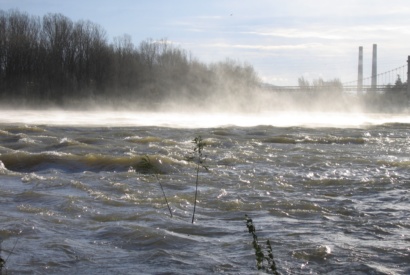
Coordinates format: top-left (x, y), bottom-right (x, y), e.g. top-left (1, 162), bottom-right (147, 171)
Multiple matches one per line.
top-left (191, 136), bottom-right (208, 224)
top-left (155, 173), bottom-right (173, 218)
top-left (140, 155), bottom-right (172, 217)
top-left (0, 236), bottom-right (19, 275)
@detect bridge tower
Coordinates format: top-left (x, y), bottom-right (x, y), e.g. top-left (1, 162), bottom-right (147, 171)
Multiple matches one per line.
top-left (357, 46), bottom-right (363, 95)
top-left (371, 44), bottom-right (377, 91)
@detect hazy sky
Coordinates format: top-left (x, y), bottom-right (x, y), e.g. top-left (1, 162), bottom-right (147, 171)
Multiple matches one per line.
top-left (2, 0), bottom-right (410, 85)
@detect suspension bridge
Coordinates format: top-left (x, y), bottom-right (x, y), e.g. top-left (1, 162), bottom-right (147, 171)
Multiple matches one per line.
top-left (265, 63), bottom-right (409, 93)
top-left (266, 45), bottom-right (410, 96)
top-left (342, 64), bottom-right (407, 92)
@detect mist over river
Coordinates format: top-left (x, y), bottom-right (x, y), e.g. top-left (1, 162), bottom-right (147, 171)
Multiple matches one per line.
top-left (0, 111), bottom-right (409, 274)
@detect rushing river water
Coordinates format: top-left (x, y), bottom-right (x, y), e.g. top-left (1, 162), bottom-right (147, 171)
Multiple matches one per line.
top-left (0, 111), bottom-right (409, 274)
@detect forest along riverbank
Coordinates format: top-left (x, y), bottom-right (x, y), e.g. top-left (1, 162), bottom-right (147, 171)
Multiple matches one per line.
top-left (0, 121), bottom-right (409, 274)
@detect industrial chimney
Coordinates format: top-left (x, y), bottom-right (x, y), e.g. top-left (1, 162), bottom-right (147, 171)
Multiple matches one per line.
top-left (357, 46), bottom-right (363, 94)
top-left (371, 44), bottom-right (377, 91)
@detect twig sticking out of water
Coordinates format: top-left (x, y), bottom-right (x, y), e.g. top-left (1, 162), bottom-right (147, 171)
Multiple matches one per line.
top-left (245, 214), bottom-right (279, 274)
top-left (191, 136), bottom-right (208, 224)
top-left (0, 255), bottom-right (4, 275)
top-left (140, 155), bottom-right (172, 217)
top-left (0, 235), bottom-right (20, 275)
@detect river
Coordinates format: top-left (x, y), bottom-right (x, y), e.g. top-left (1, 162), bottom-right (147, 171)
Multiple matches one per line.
top-left (0, 110), bottom-right (409, 274)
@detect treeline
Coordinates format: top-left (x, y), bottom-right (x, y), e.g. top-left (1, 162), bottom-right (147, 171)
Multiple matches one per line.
top-left (0, 10), bottom-right (260, 107)
top-left (298, 77), bottom-right (343, 94)
top-left (363, 75), bottom-right (409, 112)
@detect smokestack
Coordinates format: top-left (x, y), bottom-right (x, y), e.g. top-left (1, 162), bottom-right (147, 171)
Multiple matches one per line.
top-left (371, 44), bottom-right (377, 90)
top-left (357, 46), bottom-right (363, 95)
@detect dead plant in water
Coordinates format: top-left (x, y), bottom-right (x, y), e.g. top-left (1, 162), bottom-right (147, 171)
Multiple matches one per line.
top-left (0, 255), bottom-right (4, 275)
top-left (140, 155), bottom-right (173, 217)
top-left (191, 136), bottom-right (208, 224)
top-left (245, 214), bottom-right (279, 274)
top-left (0, 236), bottom-right (19, 275)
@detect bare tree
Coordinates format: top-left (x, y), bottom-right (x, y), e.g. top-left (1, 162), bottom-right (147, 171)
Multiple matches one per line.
top-left (0, 9), bottom-right (264, 107)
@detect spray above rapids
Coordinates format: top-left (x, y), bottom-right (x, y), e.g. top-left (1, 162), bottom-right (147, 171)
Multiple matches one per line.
top-left (1, 110), bottom-right (410, 128)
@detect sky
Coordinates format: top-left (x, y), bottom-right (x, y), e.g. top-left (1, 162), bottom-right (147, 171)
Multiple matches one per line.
top-left (2, 0), bottom-right (410, 85)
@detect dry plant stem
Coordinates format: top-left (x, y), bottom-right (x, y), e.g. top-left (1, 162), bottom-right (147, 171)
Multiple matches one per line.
top-left (1, 235), bottom-right (19, 275)
top-left (140, 155), bottom-right (172, 218)
top-left (155, 174), bottom-right (173, 218)
top-left (191, 162), bottom-right (200, 223)
top-left (191, 136), bottom-right (207, 224)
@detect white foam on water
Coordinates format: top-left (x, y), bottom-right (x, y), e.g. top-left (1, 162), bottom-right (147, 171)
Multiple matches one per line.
top-left (1, 110), bottom-right (410, 128)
